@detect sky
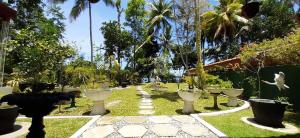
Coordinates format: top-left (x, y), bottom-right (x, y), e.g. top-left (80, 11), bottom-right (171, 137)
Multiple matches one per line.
top-left (57, 0), bottom-right (219, 61)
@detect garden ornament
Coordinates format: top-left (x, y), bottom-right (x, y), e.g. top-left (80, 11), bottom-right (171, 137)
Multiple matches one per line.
top-left (262, 72), bottom-right (290, 91)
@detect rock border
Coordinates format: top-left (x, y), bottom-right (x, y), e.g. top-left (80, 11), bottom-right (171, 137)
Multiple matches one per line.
top-left (241, 117), bottom-right (299, 134)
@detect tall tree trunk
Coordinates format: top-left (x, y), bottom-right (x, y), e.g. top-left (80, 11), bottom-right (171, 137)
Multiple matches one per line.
top-left (89, 2), bottom-right (93, 63)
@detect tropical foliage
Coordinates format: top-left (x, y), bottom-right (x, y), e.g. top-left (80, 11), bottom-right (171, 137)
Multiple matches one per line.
top-left (241, 29), bottom-right (300, 65)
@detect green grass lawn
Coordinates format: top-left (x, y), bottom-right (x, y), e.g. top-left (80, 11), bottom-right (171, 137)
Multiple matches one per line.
top-left (202, 108), bottom-right (300, 138)
top-left (50, 86), bottom-right (140, 116)
top-left (142, 83), bottom-right (243, 115)
top-left (17, 118), bottom-right (90, 138)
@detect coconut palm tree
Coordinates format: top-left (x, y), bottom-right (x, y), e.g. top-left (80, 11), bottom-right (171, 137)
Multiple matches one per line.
top-left (201, 0), bottom-right (248, 41)
top-left (136, 0), bottom-right (173, 52)
top-left (49, 0), bottom-right (115, 63)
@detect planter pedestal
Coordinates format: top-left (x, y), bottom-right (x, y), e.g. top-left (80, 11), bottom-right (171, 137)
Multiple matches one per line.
top-left (211, 93), bottom-right (220, 109)
top-left (84, 89), bottom-right (112, 115)
top-left (178, 90), bottom-right (201, 114)
top-left (222, 88), bottom-right (243, 107)
top-left (183, 100), bottom-right (195, 113)
top-left (227, 97), bottom-right (238, 106)
top-left (91, 101), bottom-right (106, 115)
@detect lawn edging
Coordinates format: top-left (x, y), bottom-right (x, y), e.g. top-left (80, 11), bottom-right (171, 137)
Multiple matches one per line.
top-left (70, 115), bottom-right (101, 138)
top-left (190, 114), bottom-right (228, 138)
top-left (198, 100), bottom-right (250, 116)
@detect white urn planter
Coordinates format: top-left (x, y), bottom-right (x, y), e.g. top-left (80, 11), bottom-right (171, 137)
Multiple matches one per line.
top-left (177, 89), bottom-right (201, 114)
top-left (222, 88), bottom-right (243, 106)
top-left (84, 88), bottom-right (112, 115)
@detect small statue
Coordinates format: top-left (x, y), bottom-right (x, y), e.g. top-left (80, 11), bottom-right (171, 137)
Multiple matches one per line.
top-left (262, 72), bottom-right (290, 91)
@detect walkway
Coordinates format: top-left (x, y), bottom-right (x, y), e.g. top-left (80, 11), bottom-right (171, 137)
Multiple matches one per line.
top-left (79, 86), bottom-right (225, 138)
top-left (137, 86), bottom-right (155, 115)
top-left (81, 115), bottom-right (220, 138)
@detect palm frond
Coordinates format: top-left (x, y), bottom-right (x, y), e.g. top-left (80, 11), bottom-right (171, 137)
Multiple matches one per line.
top-left (70, 0), bottom-right (88, 21)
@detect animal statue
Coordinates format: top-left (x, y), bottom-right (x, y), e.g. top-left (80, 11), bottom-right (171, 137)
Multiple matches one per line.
top-left (261, 72), bottom-right (290, 91)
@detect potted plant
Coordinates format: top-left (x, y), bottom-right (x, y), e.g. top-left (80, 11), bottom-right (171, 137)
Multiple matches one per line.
top-left (0, 89), bottom-right (18, 135)
top-left (178, 66), bottom-right (205, 114)
top-left (249, 71), bottom-right (290, 128)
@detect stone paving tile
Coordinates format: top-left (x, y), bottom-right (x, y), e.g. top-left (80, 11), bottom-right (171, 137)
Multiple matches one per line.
top-left (181, 124), bottom-right (209, 136)
top-left (140, 105), bottom-right (154, 110)
top-left (149, 116), bottom-right (172, 124)
top-left (140, 102), bottom-right (152, 106)
top-left (83, 125), bottom-right (114, 138)
top-left (118, 125), bottom-right (147, 137)
top-left (172, 115), bottom-right (196, 124)
top-left (151, 124), bottom-right (179, 137)
top-left (139, 110), bottom-right (155, 115)
top-left (123, 116), bottom-right (146, 124)
top-left (97, 116), bottom-right (123, 125)
top-left (141, 99), bottom-right (152, 103)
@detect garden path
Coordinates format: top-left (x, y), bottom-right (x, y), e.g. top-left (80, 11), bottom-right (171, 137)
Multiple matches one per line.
top-left (137, 86), bottom-right (155, 115)
top-left (79, 86), bottom-right (226, 138)
top-left (81, 115), bottom-right (222, 138)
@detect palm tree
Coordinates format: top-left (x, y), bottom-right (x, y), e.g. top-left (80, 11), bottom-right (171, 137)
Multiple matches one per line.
top-left (49, 0), bottom-right (115, 63)
top-left (136, 0), bottom-right (173, 52)
top-left (201, 0), bottom-right (248, 41)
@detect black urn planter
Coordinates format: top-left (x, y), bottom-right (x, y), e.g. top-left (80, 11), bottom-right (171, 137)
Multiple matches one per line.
top-left (0, 106), bottom-right (19, 135)
top-left (249, 99), bottom-right (288, 128)
top-left (121, 82), bottom-right (127, 88)
top-left (0, 93), bottom-right (71, 138)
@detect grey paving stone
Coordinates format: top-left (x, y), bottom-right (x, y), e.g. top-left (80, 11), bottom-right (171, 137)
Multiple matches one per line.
top-left (123, 116), bottom-right (146, 124)
top-left (140, 102), bottom-right (152, 106)
top-left (149, 116), bottom-right (172, 124)
top-left (118, 125), bottom-right (147, 137)
top-left (172, 115), bottom-right (196, 124)
top-left (97, 116), bottom-right (123, 125)
top-left (151, 124), bottom-right (179, 136)
top-left (139, 105), bottom-right (154, 110)
top-left (83, 125), bottom-right (114, 138)
top-left (138, 110), bottom-right (155, 115)
top-left (181, 124), bottom-right (209, 136)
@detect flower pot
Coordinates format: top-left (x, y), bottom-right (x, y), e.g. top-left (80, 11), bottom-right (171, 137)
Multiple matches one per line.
top-left (84, 89), bottom-right (112, 115)
top-left (222, 88), bottom-right (243, 106)
top-left (178, 89), bottom-right (201, 114)
top-left (249, 99), bottom-right (287, 128)
top-left (0, 105), bottom-right (19, 134)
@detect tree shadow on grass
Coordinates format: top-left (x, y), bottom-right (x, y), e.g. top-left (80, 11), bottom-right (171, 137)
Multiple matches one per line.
top-left (82, 110), bottom-right (111, 116)
top-left (149, 92), bottom-right (180, 102)
top-left (204, 106), bottom-right (221, 111)
top-left (220, 103), bottom-right (240, 107)
top-left (175, 109), bottom-right (201, 115)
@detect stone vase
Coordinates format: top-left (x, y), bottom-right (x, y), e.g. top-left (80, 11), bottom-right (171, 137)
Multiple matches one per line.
top-left (178, 90), bottom-right (201, 114)
top-left (222, 88), bottom-right (243, 106)
top-left (84, 88), bottom-right (112, 115)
